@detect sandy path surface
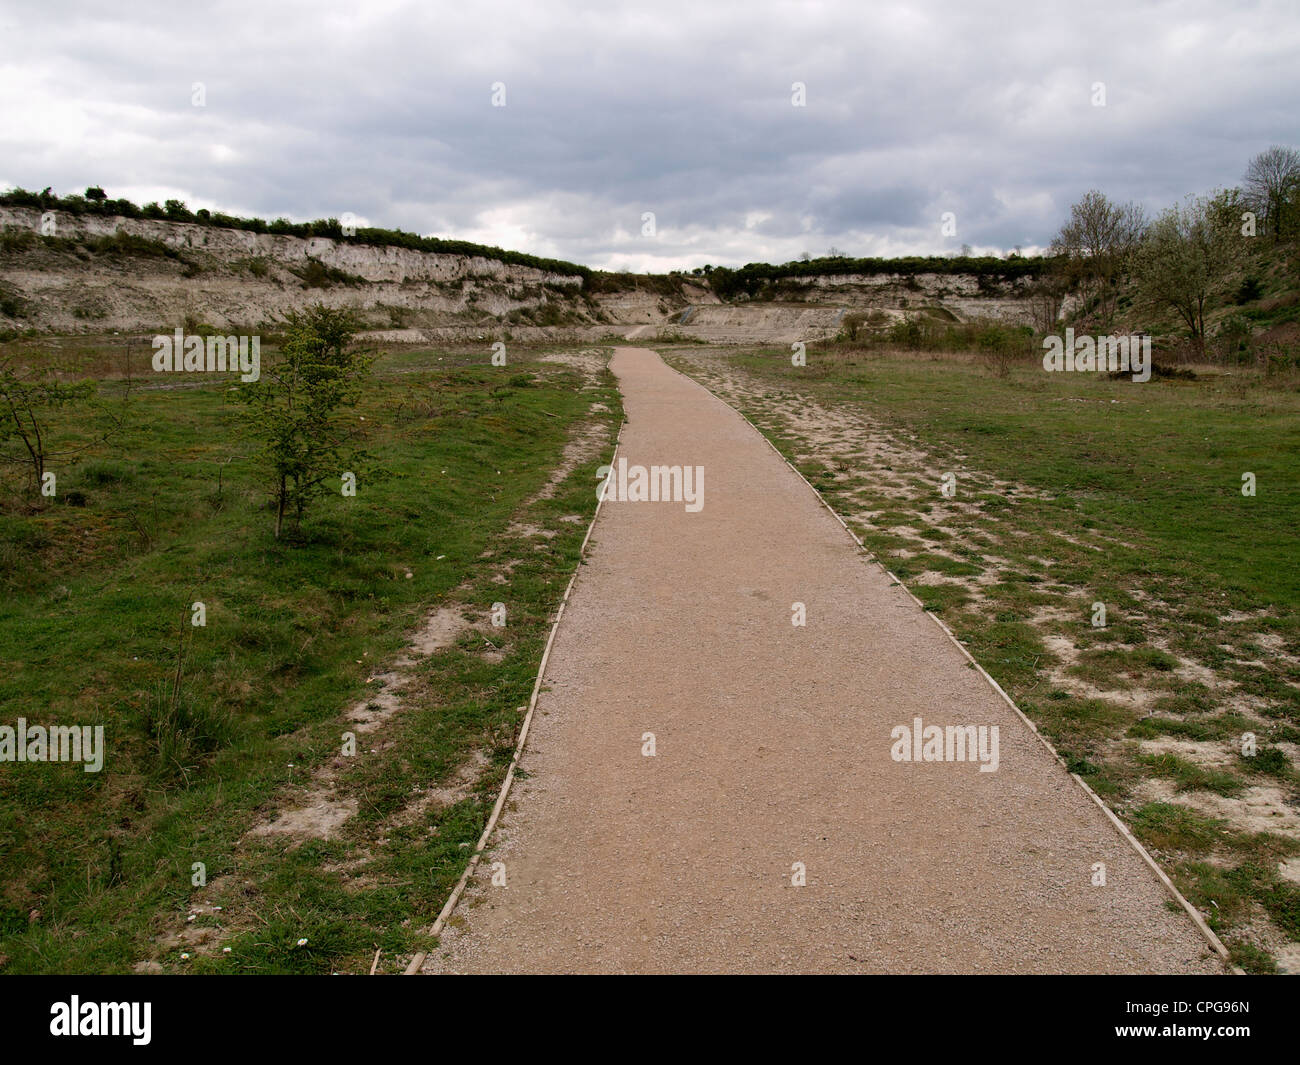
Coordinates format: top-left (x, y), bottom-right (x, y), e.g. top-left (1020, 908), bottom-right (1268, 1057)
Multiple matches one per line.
top-left (419, 347), bottom-right (1225, 974)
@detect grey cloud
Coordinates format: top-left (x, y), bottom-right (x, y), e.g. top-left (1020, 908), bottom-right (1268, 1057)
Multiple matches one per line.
top-left (2, 0), bottom-right (1297, 270)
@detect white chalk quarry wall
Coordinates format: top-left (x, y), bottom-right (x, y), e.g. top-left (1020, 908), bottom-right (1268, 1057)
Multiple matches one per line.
top-left (1, 206), bottom-right (1053, 338)
top-left (668, 304), bottom-right (849, 342)
top-left (781, 271), bottom-right (1044, 325)
top-left (0, 206), bottom-right (606, 333)
top-left (0, 207), bottom-right (583, 287)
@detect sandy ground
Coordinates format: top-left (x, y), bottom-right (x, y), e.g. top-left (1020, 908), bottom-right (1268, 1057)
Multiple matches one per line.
top-left (418, 347), bottom-right (1226, 974)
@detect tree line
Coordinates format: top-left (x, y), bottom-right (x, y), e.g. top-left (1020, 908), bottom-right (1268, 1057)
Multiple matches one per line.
top-left (0, 186), bottom-right (592, 284)
top-left (693, 254), bottom-right (1052, 302)
top-left (1047, 145), bottom-right (1300, 356)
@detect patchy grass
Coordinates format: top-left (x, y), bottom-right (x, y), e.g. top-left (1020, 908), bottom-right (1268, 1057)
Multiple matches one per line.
top-left (1138, 753), bottom-right (1244, 797)
top-left (1129, 802), bottom-right (1227, 854)
top-left (0, 338), bottom-right (619, 973)
top-left (665, 343), bottom-right (1300, 971)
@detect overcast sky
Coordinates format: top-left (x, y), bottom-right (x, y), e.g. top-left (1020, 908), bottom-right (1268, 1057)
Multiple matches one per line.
top-left (2, 0), bottom-right (1298, 271)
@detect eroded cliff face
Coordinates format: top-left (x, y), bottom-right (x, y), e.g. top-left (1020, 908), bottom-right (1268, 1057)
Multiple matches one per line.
top-left (763, 271), bottom-right (1050, 324)
top-left (0, 206), bottom-right (586, 286)
top-left (0, 207), bottom-right (1056, 342)
top-left (649, 271), bottom-right (1059, 343)
top-left (0, 207), bottom-right (614, 336)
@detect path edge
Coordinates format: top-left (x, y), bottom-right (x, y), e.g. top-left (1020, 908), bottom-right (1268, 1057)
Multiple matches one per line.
top-left (402, 414), bottom-right (626, 975)
top-left (657, 350), bottom-right (1235, 971)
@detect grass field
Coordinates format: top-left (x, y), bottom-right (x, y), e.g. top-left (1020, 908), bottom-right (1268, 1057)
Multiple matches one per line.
top-left (5, 327), bottom-right (1298, 974)
top-left (0, 338), bottom-right (619, 973)
top-left (666, 342), bottom-right (1300, 973)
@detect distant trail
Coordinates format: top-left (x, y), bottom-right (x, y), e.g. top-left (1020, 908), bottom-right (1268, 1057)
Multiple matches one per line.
top-left (419, 347), bottom-right (1226, 974)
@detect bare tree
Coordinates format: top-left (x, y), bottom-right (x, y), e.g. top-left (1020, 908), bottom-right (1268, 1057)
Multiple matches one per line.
top-left (1050, 190), bottom-right (1148, 326)
top-left (1026, 271), bottom-right (1071, 333)
top-left (0, 355), bottom-right (99, 502)
top-left (1243, 145), bottom-right (1300, 243)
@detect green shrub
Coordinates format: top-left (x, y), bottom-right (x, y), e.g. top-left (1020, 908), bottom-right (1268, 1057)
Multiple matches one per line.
top-left (80, 460), bottom-right (135, 487)
top-left (1236, 276), bottom-right (1264, 304)
top-left (0, 227), bottom-right (37, 253)
top-left (291, 257), bottom-right (363, 288)
top-left (0, 283), bottom-right (26, 319)
top-left (88, 230), bottom-right (183, 260)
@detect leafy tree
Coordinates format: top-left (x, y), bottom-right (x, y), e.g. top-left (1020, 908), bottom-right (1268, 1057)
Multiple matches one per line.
top-left (235, 306), bottom-right (375, 539)
top-left (85, 186), bottom-right (107, 202)
top-left (840, 311), bottom-right (869, 342)
top-left (1132, 192), bottom-right (1246, 357)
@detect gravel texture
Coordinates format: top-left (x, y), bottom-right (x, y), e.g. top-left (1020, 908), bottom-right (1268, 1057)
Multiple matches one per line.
top-left (420, 347), bottom-right (1227, 975)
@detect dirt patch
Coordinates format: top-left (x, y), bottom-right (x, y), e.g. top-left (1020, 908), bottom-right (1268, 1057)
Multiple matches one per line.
top-left (386, 750), bottom-right (492, 832)
top-left (1139, 777), bottom-right (1300, 835)
top-left (521, 387), bottom-right (612, 509)
top-left (510, 522), bottom-right (557, 539)
top-left (345, 671), bottom-right (407, 733)
top-left (538, 349), bottom-right (607, 387)
top-left (409, 606), bottom-right (470, 657)
top-left (1138, 737), bottom-right (1237, 769)
top-left (248, 791), bottom-right (359, 842)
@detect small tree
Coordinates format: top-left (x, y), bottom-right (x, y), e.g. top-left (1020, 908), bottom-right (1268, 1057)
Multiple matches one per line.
top-left (0, 356), bottom-right (95, 500)
top-left (1050, 190), bottom-right (1147, 326)
top-left (1027, 269), bottom-right (1072, 333)
top-left (236, 306), bottom-right (375, 538)
top-left (840, 311), bottom-right (869, 342)
top-left (1132, 192), bottom-right (1245, 358)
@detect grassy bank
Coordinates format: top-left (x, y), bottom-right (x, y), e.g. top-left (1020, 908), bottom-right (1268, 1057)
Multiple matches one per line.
top-left (0, 340), bottom-right (619, 973)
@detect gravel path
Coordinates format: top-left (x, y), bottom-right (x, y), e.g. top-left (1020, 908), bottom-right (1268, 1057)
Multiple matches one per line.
top-left (419, 347), bottom-right (1227, 974)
